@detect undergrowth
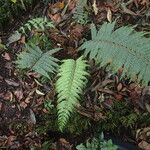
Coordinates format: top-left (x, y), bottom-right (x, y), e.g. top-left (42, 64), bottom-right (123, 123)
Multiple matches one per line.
top-left (3, 1), bottom-right (150, 149)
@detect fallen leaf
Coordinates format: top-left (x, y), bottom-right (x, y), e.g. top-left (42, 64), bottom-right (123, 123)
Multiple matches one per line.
top-left (28, 109), bottom-right (36, 125)
top-left (48, 14), bottom-right (62, 24)
top-left (36, 89), bottom-right (45, 95)
top-left (2, 52), bottom-right (11, 61)
top-left (5, 79), bottom-right (19, 87)
top-left (14, 89), bottom-right (23, 101)
top-left (92, 0), bottom-right (98, 15)
top-left (117, 83), bottom-right (123, 91)
top-left (114, 94), bottom-right (123, 100)
top-left (7, 135), bottom-right (16, 146)
top-left (20, 101), bottom-right (28, 109)
top-left (107, 7), bottom-right (112, 22)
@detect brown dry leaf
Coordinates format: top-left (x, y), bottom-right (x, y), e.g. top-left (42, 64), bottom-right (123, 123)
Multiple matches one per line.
top-left (14, 89), bottom-right (23, 101)
top-left (49, 1), bottom-right (65, 14)
top-left (59, 138), bottom-right (72, 150)
top-left (7, 135), bottom-right (16, 146)
top-left (114, 94), bottom-right (123, 100)
top-left (107, 7), bottom-right (112, 22)
top-left (20, 101), bottom-right (28, 109)
top-left (68, 0), bottom-right (77, 10)
top-left (136, 127), bottom-right (150, 150)
top-left (48, 14), bottom-right (62, 24)
top-left (24, 97), bottom-right (31, 104)
top-left (20, 35), bottom-right (26, 44)
top-left (2, 52), bottom-right (11, 61)
top-left (117, 83), bottom-right (123, 91)
top-left (3, 91), bottom-right (13, 101)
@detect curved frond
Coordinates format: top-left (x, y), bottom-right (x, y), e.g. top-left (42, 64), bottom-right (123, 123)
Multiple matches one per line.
top-left (56, 56), bottom-right (89, 131)
top-left (80, 22), bottom-right (150, 84)
top-left (16, 44), bottom-right (60, 78)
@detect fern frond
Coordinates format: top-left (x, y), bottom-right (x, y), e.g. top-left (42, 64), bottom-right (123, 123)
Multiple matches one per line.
top-left (18, 17), bottom-right (54, 34)
top-left (73, 0), bottom-right (88, 25)
top-left (56, 56), bottom-right (89, 131)
top-left (16, 44), bottom-right (60, 78)
top-left (80, 22), bottom-right (150, 84)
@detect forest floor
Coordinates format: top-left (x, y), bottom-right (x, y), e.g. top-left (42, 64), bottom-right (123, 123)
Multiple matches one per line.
top-left (0, 0), bottom-right (150, 149)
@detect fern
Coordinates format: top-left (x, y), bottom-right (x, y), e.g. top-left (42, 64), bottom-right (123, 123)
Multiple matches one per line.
top-left (18, 17), bottom-right (54, 34)
top-left (16, 44), bottom-right (60, 79)
top-left (56, 56), bottom-right (89, 131)
top-left (80, 22), bottom-right (150, 84)
top-left (73, 0), bottom-right (88, 25)
top-left (76, 133), bottom-right (118, 150)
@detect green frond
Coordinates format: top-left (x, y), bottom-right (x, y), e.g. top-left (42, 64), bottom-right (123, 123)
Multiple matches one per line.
top-left (80, 22), bottom-right (150, 84)
top-left (73, 0), bottom-right (88, 25)
top-left (16, 44), bottom-right (61, 78)
top-left (56, 56), bottom-right (89, 131)
top-left (18, 17), bottom-right (54, 34)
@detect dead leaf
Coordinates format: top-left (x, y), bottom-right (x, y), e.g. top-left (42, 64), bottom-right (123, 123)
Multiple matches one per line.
top-left (107, 7), bottom-right (112, 22)
top-left (48, 14), bottom-right (62, 24)
top-left (114, 94), bottom-right (123, 100)
top-left (2, 52), bottom-right (11, 61)
top-left (20, 101), bottom-right (28, 109)
top-left (20, 35), bottom-right (26, 44)
top-left (14, 89), bottom-right (23, 101)
top-left (117, 83), bottom-right (123, 91)
top-left (92, 0), bottom-right (98, 15)
top-left (5, 79), bottom-right (19, 87)
top-left (28, 109), bottom-right (36, 125)
top-left (59, 138), bottom-right (72, 150)
top-left (7, 135), bottom-right (16, 146)
top-left (36, 89), bottom-right (45, 95)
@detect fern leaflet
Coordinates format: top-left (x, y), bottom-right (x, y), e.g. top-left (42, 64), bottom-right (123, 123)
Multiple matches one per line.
top-left (19, 17), bottom-right (54, 34)
top-left (73, 0), bottom-right (88, 25)
top-left (16, 44), bottom-right (60, 78)
top-left (80, 22), bottom-right (150, 84)
top-left (56, 56), bottom-right (89, 131)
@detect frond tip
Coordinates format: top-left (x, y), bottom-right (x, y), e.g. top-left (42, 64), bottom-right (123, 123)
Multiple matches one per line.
top-left (16, 44), bottom-right (61, 78)
top-left (56, 56), bottom-right (89, 131)
top-left (80, 22), bottom-right (150, 84)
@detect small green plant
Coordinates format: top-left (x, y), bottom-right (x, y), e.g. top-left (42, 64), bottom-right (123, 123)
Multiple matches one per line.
top-left (76, 133), bottom-right (118, 150)
top-left (16, 43), bottom-right (61, 79)
top-left (80, 22), bottom-right (150, 84)
top-left (99, 101), bottom-right (138, 132)
top-left (56, 56), bottom-right (89, 131)
top-left (18, 17), bottom-right (54, 35)
top-left (73, 0), bottom-right (89, 25)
